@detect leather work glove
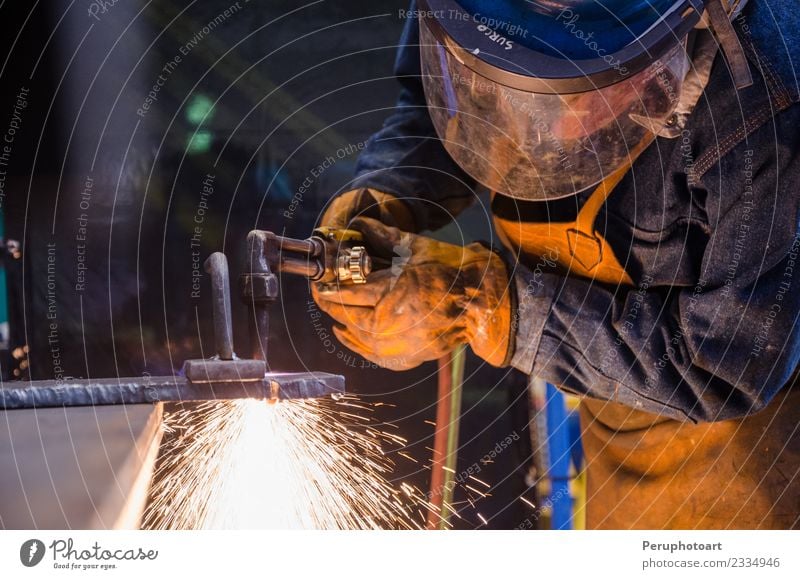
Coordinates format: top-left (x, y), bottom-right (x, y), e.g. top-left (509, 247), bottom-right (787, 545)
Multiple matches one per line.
top-left (320, 188), bottom-right (416, 232)
top-left (312, 216), bottom-right (514, 370)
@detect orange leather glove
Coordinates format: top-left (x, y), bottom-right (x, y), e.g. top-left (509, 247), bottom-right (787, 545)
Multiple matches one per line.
top-left (320, 188), bottom-right (416, 232)
top-left (312, 216), bottom-right (513, 370)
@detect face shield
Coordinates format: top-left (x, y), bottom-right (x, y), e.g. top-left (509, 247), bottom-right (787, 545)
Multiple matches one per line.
top-left (418, 0), bottom-right (704, 200)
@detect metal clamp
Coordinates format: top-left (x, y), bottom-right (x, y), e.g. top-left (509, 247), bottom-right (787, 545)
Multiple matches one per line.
top-left (183, 252), bottom-right (266, 384)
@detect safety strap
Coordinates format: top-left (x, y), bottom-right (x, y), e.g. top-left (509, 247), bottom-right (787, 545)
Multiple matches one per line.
top-left (705, 0), bottom-right (753, 89)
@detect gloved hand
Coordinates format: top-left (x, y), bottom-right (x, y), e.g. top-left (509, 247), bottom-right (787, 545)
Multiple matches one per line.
top-left (312, 217), bottom-right (514, 370)
top-left (320, 188), bottom-right (416, 232)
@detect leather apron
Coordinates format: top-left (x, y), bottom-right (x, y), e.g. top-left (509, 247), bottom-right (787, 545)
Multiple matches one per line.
top-left (494, 158), bottom-right (800, 530)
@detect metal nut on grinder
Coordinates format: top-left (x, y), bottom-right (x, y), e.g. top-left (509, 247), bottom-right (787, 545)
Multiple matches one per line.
top-left (307, 227), bottom-right (372, 285)
top-left (337, 245), bottom-right (371, 284)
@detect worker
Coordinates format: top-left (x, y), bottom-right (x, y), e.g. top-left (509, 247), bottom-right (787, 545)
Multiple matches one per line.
top-left (313, 0), bottom-right (800, 528)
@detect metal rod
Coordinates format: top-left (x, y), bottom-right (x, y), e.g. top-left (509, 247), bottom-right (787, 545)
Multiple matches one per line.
top-left (249, 307), bottom-right (270, 362)
top-left (204, 252), bottom-right (234, 360)
top-left (0, 372), bottom-right (345, 409)
top-left (441, 345), bottom-right (466, 525)
top-left (428, 352), bottom-right (453, 529)
top-left (279, 256), bottom-right (323, 279)
top-left (426, 345), bottom-right (466, 530)
top-left (276, 235), bottom-right (319, 256)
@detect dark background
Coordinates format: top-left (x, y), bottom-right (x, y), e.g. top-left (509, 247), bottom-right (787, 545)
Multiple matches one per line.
top-left (0, 0), bottom-right (534, 528)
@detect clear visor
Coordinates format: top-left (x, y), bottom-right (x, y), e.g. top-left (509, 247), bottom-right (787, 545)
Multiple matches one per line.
top-left (419, 19), bottom-right (690, 200)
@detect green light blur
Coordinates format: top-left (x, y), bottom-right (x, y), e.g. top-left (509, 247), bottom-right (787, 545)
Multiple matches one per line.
top-left (186, 94), bottom-right (214, 125)
top-left (186, 130), bottom-right (213, 154)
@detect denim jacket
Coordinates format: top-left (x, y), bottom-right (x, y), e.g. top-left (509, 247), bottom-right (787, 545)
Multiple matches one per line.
top-left (349, 0), bottom-right (800, 422)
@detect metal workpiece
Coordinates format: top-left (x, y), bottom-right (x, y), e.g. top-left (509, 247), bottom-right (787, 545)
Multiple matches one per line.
top-left (182, 358), bottom-right (266, 383)
top-left (266, 372), bottom-right (346, 400)
top-left (0, 372), bottom-right (345, 409)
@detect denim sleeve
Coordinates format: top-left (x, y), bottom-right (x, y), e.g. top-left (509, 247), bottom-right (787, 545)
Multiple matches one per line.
top-left (350, 1), bottom-right (476, 231)
top-left (510, 111), bottom-right (800, 423)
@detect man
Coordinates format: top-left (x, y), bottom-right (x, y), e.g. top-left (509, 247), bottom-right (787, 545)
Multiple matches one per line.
top-left (314, 0), bottom-right (799, 528)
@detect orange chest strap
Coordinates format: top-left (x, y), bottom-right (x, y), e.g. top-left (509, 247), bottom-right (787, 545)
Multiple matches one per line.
top-left (493, 137), bottom-right (656, 287)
